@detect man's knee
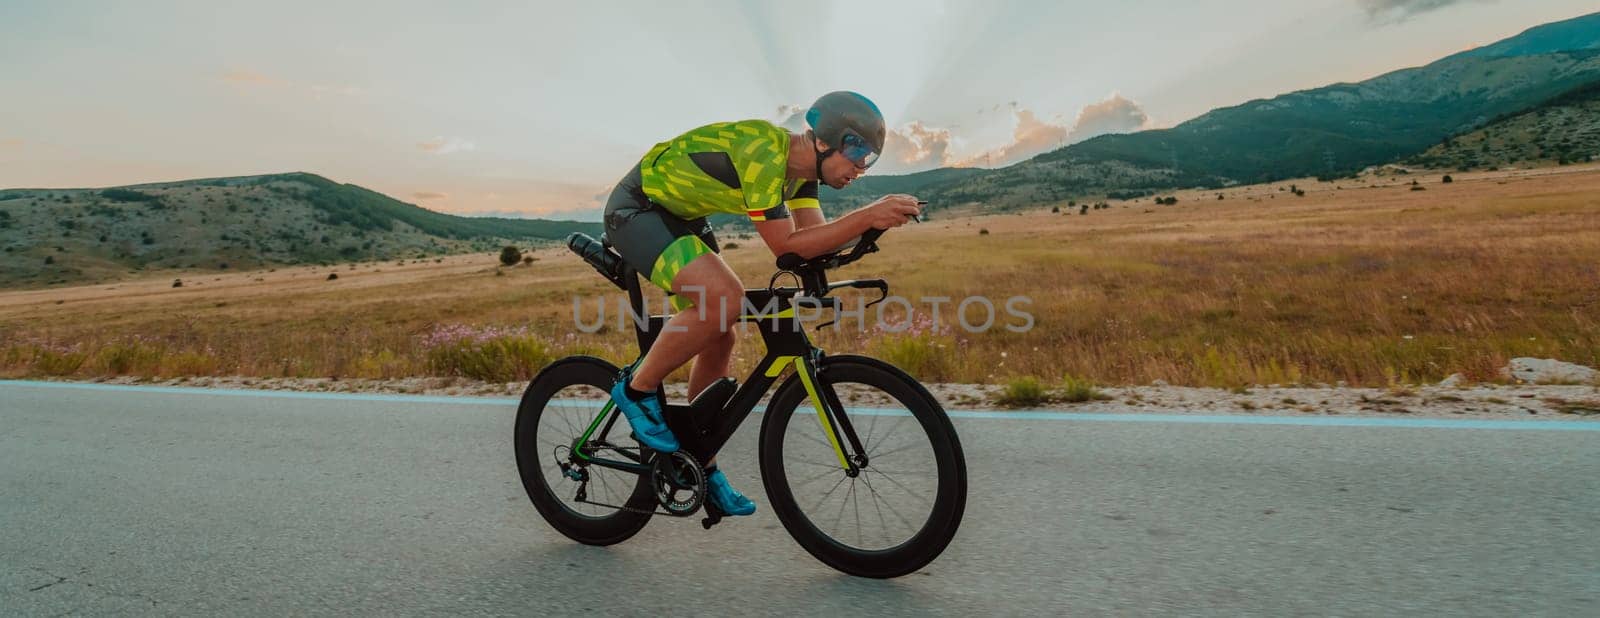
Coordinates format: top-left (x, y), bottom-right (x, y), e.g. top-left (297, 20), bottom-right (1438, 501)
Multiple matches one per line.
top-left (710, 327), bottom-right (737, 351)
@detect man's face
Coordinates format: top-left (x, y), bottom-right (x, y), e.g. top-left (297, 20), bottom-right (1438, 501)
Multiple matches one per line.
top-left (819, 149), bottom-right (867, 189)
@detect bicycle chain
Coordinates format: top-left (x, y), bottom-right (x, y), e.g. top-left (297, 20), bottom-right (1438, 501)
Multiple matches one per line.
top-left (566, 445), bottom-right (704, 518)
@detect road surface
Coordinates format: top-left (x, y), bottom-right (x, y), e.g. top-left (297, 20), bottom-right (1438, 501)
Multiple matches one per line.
top-left (3, 380), bottom-right (1597, 616)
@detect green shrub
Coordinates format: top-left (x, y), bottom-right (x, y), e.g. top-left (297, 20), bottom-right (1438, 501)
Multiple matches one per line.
top-left (161, 351), bottom-right (219, 376)
top-left (426, 335), bottom-right (551, 382)
top-left (94, 342), bottom-right (165, 375)
top-left (33, 349), bottom-right (87, 376)
top-left (868, 335), bottom-right (955, 382)
top-left (995, 376), bottom-right (1049, 408)
top-left (1058, 373), bottom-right (1110, 403)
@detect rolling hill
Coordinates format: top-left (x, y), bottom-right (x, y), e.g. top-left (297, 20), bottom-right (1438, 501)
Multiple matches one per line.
top-left (1406, 81), bottom-right (1600, 169)
top-left (821, 11), bottom-right (1600, 214)
top-left (0, 172), bottom-right (598, 288)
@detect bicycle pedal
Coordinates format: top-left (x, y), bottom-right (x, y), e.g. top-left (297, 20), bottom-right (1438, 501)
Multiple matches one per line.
top-left (700, 503), bottom-right (725, 530)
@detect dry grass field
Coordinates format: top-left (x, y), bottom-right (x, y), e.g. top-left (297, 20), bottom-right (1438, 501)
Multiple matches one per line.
top-left (3, 164), bottom-right (1598, 388)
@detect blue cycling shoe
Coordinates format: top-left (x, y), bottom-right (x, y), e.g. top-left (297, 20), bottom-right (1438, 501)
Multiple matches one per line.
top-left (610, 370), bottom-right (678, 453)
top-left (706, 468), bottom-right (757, 516)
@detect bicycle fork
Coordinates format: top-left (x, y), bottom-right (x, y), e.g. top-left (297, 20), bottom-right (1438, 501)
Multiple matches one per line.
top-left (786, 354), bottom-right (868, 477)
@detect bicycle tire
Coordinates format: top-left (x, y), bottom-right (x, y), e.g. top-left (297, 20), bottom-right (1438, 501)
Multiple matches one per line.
top-left (514, 356), bottom-right (655, 545)
top-left (758, 355), bottom-right (967, 578)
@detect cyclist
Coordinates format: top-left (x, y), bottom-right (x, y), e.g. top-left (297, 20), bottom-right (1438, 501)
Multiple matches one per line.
top-left (602, 91), bottom-right (922, 517)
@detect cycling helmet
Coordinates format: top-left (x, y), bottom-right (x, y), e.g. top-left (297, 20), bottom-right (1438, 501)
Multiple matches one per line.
top-left (805, 91), bottom-right (886, 175)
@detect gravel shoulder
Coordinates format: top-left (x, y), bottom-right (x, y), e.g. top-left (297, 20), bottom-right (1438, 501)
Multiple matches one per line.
top-left (25, 375), bottom-right (1600, 421)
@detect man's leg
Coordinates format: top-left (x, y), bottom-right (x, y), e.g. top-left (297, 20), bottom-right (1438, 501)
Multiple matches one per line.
top-left (629, 252), bottom-right (743, 392)
top-left (687, 329), bottom-right (737, 400)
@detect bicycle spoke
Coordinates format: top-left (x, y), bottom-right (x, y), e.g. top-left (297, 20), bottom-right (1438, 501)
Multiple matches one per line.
top-left (859, 472), bottom-right (894, 548)
top-left (790, 426), bottom-right (836, 452)
top-left (832, 479), bottom-right (855, 541)
top-left (865, 417), bottom-right (909, 455)
top-left (791, 465), bottom-right (844, 488)
top-left (864, 473), bottom-right (928, 534)
top-left (808, 475), bottom-right (849, 514)
top-left (852, 480), bottom-right (864, 547)
top-left (868, 468), bottom-right (933, 507)
top-left (868, 439), bottom-right (926, 461)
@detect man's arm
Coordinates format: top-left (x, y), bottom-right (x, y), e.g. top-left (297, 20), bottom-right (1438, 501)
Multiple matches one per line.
top-left (753, 195), bottom-right (921, 260)
top-left (788, 180), bottom-right (825, 230)
top-left (793, 207), bottom-right (826, 230)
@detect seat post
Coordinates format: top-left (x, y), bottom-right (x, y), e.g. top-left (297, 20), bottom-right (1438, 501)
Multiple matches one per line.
top-left (621, 265), bottom-right (658, 355)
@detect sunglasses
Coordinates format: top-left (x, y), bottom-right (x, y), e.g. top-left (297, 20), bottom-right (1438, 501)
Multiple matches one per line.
top-left (837, 131), bottom-right (880, 169)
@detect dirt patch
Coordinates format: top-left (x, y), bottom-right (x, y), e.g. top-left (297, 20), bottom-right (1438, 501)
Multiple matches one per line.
top-left (45, 376), bottom-right (1600, 421)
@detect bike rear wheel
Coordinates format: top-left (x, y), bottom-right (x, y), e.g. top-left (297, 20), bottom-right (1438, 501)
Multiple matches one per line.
top-left (514, 356), bottom-right (655, 545)
top-left (758, 355), bottom-right (967, 578)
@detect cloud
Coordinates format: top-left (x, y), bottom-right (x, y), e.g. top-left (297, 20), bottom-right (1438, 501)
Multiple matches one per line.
top-left (412, 191), bottom-right (449, 200)
top-left (955, 110), bottom-right (1068, 168)
top-left (775, 104), bottom-right (808, 132)
top-left (955, 93), bottom-right (1153, 168)
top-left (880, 121), bottom-right (954, 173)
top-left (1066, 93), bottom-right (1152, 143)
top-left (416, 137), bottom-right (476, 155)
top-left (1356, 0), bottom-right (1489, 23)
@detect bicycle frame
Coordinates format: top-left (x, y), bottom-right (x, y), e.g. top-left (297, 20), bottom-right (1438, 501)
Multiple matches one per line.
top-left (568, 263), bottom-right (867, 478)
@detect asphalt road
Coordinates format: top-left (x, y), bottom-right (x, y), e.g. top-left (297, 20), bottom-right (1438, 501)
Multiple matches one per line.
top-left (3, 380), bottom-right (1598, 616)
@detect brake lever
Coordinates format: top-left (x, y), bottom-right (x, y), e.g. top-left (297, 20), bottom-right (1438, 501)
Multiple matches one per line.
top-left (811, 280), bottom-right (889, 332)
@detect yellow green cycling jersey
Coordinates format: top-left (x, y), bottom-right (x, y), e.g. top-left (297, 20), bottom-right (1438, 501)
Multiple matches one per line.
top-left (637, 119), bottom-right (820, 222)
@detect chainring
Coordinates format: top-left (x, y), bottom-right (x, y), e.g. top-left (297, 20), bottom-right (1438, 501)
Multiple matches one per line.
top-left (650, 451), bottom-right (706, 516)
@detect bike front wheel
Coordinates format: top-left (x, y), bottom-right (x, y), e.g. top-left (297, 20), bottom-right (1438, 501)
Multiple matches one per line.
top-left (758, 355), bottom-right (967, 578)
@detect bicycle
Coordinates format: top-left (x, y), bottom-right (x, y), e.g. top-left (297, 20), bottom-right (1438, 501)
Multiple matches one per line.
top-left (514, 225), bottom-right (967, 579)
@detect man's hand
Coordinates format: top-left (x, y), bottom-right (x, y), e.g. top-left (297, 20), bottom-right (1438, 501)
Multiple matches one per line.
top-left (865, 194), bottom-right (922, 230)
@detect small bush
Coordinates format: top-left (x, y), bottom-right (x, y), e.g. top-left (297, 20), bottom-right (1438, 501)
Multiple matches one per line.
top-left (499, 245), bottom-right (522, 266)
top-left (95, 342), bottom-right (164, 375)
top-left (161, 351), bottom-right (219, 376)
top-left (995, 376), bottom-right (1049, 408)
top-left (522, 255), bottom-right (535, 265)
top-left (172, 279), bottom-right (183, 288)
top-left (1058, 373), bottom-right (1110, 403)
top-left (869, 335), bottom-right (955, 382)
top-left (351, 349), bottom-right (413, 379)
top-left (426, 334), bottom-right (551, 382)
top-left (326, 272), bottom-right (338, 281)
top-left (1442, 175), bottom-right (1453, 183)
top-left (979, 228), bottom-right (989, 235)
top-left (723, 242), bottom-right (740, 250)
top-left (33, 348), bottom-right (88, 376)
top-left (100, 188), bottom-right (160, 203)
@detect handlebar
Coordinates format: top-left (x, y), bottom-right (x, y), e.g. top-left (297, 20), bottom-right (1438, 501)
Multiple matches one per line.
top-left (769, 201), bottom-right (922, 304)
top-left (771, 228), bottom-right (892, 302)
top-left (775, 227), bottom-right (884, 274)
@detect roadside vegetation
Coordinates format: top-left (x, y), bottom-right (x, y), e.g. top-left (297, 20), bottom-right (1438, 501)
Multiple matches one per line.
top-left (3, 166), bottom-right (1599, 387)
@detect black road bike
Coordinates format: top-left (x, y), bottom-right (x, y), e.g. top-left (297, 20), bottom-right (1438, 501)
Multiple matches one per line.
top-left (514, 227), bottom-right (967, 578)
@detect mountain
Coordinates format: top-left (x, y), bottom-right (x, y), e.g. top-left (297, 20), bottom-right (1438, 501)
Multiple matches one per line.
top-left (1453, 11), bottom-right (1600, 59)
top-left (824, 11), bottom-right (1600, 213)
top-left (1407, 80), bottom-right (1600, 169)
top-left (0, 172), bottom-right (598, 288)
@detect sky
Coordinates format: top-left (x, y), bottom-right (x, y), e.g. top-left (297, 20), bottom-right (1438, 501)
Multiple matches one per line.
top-left (2, 0), bottom-right (1596, 221)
